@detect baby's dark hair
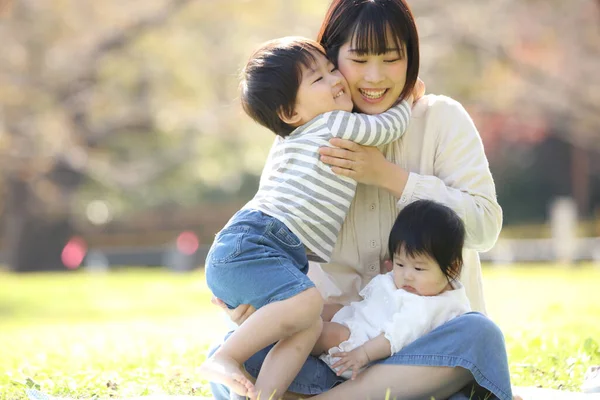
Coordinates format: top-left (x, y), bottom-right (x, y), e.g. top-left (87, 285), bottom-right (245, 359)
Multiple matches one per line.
top-left (240, 37), bottom-right (326, 137)
top-left (388, 200), bottom-right (465, 282)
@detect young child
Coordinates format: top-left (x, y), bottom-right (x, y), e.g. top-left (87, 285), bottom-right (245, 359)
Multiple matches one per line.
top-left (314, 199), bottom-right (472, 380)
top-left (200, 36), bottom-right (419, 399)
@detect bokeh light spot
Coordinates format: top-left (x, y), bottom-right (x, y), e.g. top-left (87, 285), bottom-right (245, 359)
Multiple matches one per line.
top-left (62, 236), bottom-right (87, 269)
top-left (176, 231), bottom-right (199, 255)
top-left (86, 200), bottom-right (112, 225)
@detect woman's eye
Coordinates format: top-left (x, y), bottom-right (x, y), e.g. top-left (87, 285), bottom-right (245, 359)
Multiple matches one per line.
top-left (395, 263), bottom-right (404, 268)
top-left (415, 267), bottom-right (424, 271)
top-left (350, 59), bottom-right (366, 64)
top-left (329, 67), bottom-right (338, 72)
top-left (312, 76), bottom-right (323, 84)
top-left (384, 59), bottom-right (400, 63)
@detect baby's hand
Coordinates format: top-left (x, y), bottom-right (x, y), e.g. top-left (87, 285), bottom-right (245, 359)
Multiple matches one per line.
top-left (331, 346), bottom-right (370, 380)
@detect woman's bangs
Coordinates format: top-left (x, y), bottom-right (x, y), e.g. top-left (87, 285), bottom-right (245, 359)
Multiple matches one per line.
top-left (348, 7), bottom-right (405, 56)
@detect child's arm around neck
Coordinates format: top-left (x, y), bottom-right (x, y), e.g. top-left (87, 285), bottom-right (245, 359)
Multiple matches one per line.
top-left (323, 99), bottom-right (412, 146)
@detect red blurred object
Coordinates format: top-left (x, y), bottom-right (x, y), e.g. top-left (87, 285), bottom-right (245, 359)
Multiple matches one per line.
top-left (176, 231), bottom-right (199, 255)
top-left (61, 236), bottom-right (87, 269)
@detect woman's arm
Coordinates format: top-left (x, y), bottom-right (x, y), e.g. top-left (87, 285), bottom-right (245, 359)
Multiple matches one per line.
top-left (398, 99), bottom-right (502, 252)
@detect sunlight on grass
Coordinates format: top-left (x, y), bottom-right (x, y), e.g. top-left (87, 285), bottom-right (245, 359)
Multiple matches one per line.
top-left (0, 269), bottom-right (226, 399)
top-left (484, 264), bottom-right (600, 391)
top-left (0, 264), bottom-right (598, 399)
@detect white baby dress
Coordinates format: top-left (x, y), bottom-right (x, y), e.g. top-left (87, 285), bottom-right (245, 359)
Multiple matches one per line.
top-left (320, 272), bottom-right (471, 379)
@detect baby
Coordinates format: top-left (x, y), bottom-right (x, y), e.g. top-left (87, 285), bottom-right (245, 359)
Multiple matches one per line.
top-left (201, 36), bottom-right (420, 399)
top-left (314, 199), bottom-right (472, 380)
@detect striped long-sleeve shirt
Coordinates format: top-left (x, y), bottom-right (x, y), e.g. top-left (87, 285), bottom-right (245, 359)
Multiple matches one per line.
top-left (246, 100), bottom-right (411, 262)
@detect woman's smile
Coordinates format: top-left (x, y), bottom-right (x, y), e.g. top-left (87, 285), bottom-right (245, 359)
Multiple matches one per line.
top-left (336, 31), bottom-right (408, 114)
top-left (358, 88), bottom-right (389, 103)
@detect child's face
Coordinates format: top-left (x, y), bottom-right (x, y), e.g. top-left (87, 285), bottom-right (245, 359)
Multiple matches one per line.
top-left (392, 247), bottom-right (451, 296)
top-left (291, 51), bottom-right (353, 126)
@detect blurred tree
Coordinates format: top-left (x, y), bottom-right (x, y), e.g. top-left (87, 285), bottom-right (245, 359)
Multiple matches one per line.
top-left (418, 0), bottom-right (600, 143)
top-left (0, 0), bottom-right (327, 271)
top-left (415, 0), bottom-right (600, 220)
top-left (0, 0), bottom-right (195, 271)
top-left (1, 0), bottom-right (598, 272)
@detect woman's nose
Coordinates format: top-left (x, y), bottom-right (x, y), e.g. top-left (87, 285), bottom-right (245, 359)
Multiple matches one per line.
top-left (364, 63), bottom-right (384, 84)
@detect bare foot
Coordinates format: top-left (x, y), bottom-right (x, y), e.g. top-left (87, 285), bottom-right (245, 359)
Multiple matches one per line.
top-left (199, 354), bottom-right (256, 397)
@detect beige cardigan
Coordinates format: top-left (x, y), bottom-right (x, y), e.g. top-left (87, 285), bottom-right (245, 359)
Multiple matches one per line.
top-left (264, 95), bottom-right (502, 314)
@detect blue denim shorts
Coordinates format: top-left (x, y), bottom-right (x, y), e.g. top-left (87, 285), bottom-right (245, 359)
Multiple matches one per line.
top-left (205, 208), bottom-right (314, 310)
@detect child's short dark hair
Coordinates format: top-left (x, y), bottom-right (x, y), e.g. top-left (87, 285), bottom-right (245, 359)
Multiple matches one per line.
top-left (240, 37), bottom-right (326, 137)
top-left (388, 200), bottom-right (465, 282)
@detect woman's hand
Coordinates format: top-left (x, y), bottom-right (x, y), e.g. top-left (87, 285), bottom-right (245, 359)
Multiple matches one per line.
top-left (318, 138), bottom-right (390, 186)
top-left (331, 346), bottom-right (370, 380)
top-left (211, 296), bottom-right (256, 326)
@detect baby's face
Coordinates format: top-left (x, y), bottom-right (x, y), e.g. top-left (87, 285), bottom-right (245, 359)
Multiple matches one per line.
top-left (392, 248), bottom-right (451, 296)
top-left (291, 51), bottom-right (354, 126)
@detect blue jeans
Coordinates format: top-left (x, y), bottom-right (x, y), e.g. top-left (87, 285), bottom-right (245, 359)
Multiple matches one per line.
top-left (208, 312), bottom-right (513, 400)
top-left (205, 208), bottom-right (313, 310)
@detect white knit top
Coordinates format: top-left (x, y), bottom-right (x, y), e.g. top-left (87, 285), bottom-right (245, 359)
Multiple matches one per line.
top-left (298, 95), bottom-right (502, 314)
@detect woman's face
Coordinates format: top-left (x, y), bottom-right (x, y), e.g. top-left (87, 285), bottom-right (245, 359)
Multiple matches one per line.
top-left (336, 27), bottom-right (408, 115)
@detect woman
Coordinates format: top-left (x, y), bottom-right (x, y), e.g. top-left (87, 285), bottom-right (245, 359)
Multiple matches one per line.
top-left (209, 0), bottom-right (512, 399)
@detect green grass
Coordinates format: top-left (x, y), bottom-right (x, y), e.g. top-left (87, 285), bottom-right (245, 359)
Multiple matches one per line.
top-left (483, 264), bottom-right (600, 391)
top-left (0, 264), bottom-right (599, 399)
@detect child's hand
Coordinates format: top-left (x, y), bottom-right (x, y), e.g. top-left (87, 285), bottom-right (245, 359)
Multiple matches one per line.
top-left (396, 78), bottom-right (425, 107)
top-left (411, 78), bottom-right (426, 104)
top-left (331, 346), bottom-right (370, 380)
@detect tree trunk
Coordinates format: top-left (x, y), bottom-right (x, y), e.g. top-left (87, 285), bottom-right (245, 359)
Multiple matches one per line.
top-left (3, 178), bottom-right (74, 272)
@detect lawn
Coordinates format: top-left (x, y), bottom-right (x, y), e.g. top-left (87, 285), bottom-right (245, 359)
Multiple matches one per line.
top-left (0, 264), bottom-right (598, 399)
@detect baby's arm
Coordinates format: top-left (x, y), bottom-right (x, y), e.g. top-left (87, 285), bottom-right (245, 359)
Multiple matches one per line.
top-left (331, 334), bottom-right (392, 380)
top-left (311, 321), bottom-right (350, 356)
top-left (324, 99), bottom-right (411, 146)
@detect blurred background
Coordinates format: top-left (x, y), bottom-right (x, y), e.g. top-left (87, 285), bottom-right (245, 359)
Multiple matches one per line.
top-left (0, 0), bottom-right (599, 273)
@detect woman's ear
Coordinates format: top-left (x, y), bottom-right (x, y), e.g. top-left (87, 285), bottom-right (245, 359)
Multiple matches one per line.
top-left (277, 106), bottom-right (302, 126)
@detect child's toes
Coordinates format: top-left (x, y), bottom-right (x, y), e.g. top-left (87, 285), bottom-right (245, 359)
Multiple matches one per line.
top-left (232, 373), bottom-right (254, 396)
top-left (247, 384), bottom-right (258, 395)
